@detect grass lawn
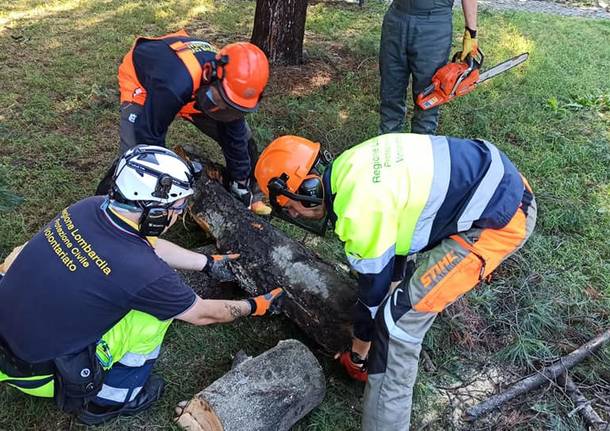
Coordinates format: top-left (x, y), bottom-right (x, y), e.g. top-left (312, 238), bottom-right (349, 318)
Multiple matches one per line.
top-left (1, 1), bottom-right (609, 429)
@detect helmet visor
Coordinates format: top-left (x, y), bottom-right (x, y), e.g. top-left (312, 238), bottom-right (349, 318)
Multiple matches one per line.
top-left (197, 83), bottom-right (247, 121)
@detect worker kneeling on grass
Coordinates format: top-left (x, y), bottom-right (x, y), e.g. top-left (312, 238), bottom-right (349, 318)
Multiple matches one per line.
top-left (255, 133), bottom-right (536, 430)
top-left (0, 145), bottom-right (283, 426)
top-left (96, 29), bottom-right (271, 215)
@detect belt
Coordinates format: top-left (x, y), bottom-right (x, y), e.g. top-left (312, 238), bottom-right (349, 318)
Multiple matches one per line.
top-left (392, 0), bottom-right (453, 16)
top-left (0, 336), bottom-right (54, 377)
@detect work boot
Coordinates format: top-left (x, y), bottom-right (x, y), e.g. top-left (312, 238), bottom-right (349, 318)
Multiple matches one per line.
top-left (77, 375), bottom-right (165, 426)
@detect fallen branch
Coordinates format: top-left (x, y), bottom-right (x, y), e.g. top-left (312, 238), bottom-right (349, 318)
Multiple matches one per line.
top-left (557, 373), bottom-right (608, 430)
top-left (465, 329), bottom-right (610, 421)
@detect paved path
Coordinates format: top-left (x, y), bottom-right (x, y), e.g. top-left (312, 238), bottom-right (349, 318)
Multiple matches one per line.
top-left (364, 0), bottom-right (610, 19)
top-left (460, 0), bottom-right (610, 20)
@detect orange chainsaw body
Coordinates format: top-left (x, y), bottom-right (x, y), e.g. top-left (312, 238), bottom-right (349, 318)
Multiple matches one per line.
top-left (416, 49), bottom-right (485, 111)
top-left (416, 62), bottom-right (480, 110)
top-left (416, 49), bottom-right (529, 110)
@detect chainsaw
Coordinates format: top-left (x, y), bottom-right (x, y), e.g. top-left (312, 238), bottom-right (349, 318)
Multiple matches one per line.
top-left (416, 49), bottom-right (529, 110)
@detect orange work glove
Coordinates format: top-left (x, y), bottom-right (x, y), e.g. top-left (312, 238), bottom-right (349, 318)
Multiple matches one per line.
top-left (247, 288), bottom-right (285, 316)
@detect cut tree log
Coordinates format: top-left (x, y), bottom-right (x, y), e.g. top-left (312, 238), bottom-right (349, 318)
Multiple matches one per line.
top-left (465, 329), bottom-right (610, 421)
top-left (557, 373), bottom-right (608, 430)
top-left (175, 339), bottom-right (326, 431)
top-left (188, 167), bottom-right (357, 353)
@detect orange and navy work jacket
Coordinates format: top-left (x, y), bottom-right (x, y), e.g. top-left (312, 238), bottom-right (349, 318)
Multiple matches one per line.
top-left (118, 30), bottom-right (246, 146)
top-left (322, 134), bottom-right (528, 332)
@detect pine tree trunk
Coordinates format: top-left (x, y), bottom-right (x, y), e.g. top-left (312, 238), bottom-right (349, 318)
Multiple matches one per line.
top-left (251, 0), bottom-right (309, 65)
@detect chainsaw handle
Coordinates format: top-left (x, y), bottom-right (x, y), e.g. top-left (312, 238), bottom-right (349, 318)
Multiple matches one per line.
top-left (449, 49), bottom-right (483, 97)
top-left (452, 48), bottom-right (484, 69)
top-left (475, 48), bottom-right (484, 68)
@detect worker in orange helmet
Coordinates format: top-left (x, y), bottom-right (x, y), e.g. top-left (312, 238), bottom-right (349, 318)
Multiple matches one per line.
top-left (255, 134), bottom-right (536, 430)
top-left (95, 30), bottom-right (271, 215)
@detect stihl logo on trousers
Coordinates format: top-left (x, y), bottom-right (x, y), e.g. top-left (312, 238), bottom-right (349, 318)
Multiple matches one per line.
top-left (420, 251), bottom-right (458, 288)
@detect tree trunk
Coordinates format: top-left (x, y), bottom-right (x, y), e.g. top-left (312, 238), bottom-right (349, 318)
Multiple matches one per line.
top-left (251, 0), bottom-right (309, 65)
top-left (175, 339), bottom-right (326, 431)
top-left (189, 169), bottom-right (356, 354)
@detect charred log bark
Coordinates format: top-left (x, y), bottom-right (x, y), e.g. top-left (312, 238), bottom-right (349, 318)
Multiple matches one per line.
top-left (175, 339), bottom-right (326, 431)
top-left (251, 0), bottom-right (309, 64)
top-left (178, 245), bottom-right (240, 300)
top-left (189, 170), bottom-right (356, 353)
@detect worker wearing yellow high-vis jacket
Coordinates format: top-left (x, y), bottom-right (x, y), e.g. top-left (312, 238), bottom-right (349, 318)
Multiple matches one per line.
top-left (254, 133), bottom-right (537, 430)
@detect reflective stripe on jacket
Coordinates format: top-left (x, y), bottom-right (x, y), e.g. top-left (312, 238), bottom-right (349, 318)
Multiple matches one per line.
top-left (117, 29), bottom-right (215, 118)
top-left (330, 133), bottom-right (525, 275)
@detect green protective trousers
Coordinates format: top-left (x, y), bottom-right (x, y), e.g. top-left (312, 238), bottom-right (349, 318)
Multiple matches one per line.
top-left (0, 310), bottom-right (172, 398)
top-left (379, 2), bottom-right (453, 135)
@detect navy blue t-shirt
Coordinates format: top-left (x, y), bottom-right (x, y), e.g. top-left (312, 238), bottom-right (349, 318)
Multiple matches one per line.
top-left (0, 197), bottom-right (196, 363)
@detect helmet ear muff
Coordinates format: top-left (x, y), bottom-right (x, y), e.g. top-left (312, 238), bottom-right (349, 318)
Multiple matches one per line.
top-left (215, 54), bottom-right (228, 80)
top-left (266, 173), bottom-right (328, 236)
top-left (298, 175), bottom-right (323, 208)
top-left (268, 174), bottom-right (288, 191)
top-left (267, 174), bottom-right (289, 210)
top-left (267, 173), bottom-right (323, 209)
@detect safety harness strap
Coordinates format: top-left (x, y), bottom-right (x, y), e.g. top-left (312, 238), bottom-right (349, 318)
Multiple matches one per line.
top-left (167, 41), bottom-right (203, 98)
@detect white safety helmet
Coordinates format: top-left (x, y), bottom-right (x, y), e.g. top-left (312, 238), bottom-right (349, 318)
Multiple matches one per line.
top-left (112, 145), bottom-right (195, 207)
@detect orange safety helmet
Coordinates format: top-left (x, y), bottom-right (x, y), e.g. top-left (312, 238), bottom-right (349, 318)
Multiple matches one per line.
top-left (215, 42), bottom-right (269, 112)
top-left (255, 136), bottom-right (323, 208)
